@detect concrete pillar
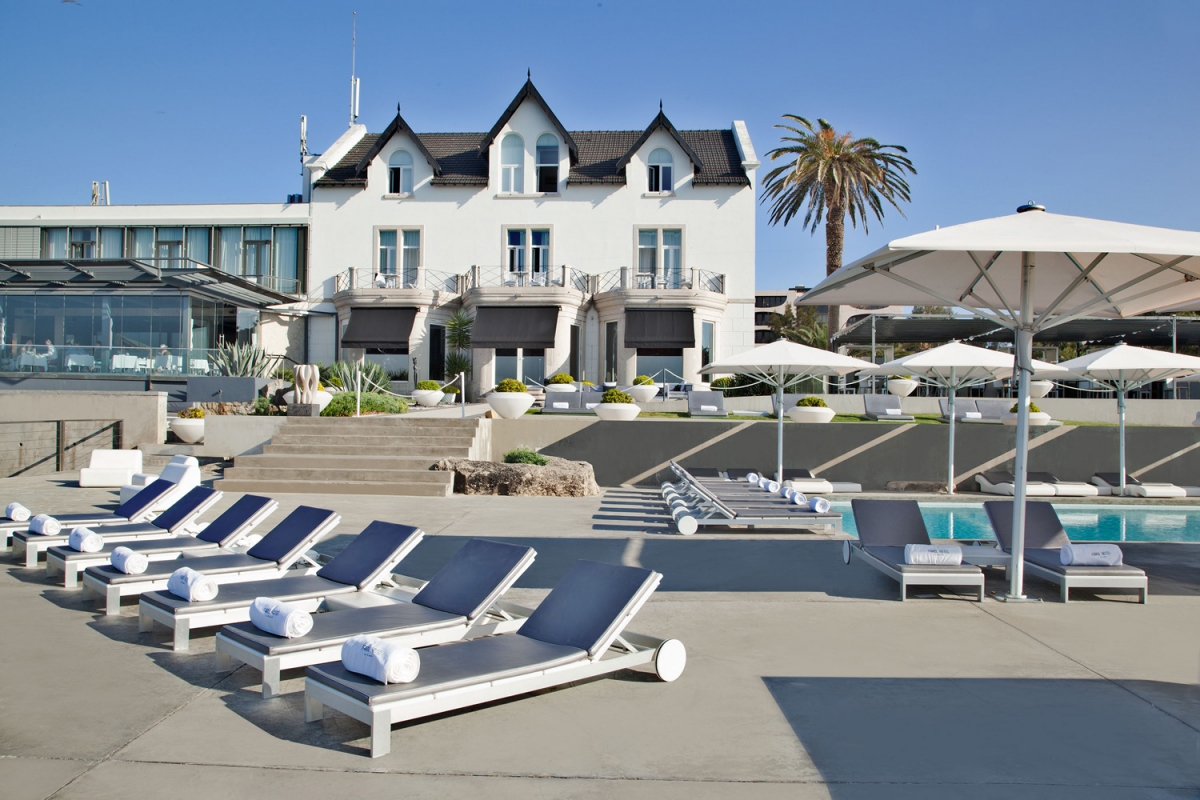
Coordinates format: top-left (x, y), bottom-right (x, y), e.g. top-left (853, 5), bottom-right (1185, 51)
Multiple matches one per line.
top-left (474, 347), bottom-right (494, 394)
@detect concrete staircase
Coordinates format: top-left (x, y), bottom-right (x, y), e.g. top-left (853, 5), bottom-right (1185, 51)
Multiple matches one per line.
top-left (215, 416), bottom-right (484, 496)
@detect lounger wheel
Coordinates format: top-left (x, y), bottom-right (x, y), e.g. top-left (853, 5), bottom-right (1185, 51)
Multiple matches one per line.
top-left (653, 639), bottom-right (686, 682)
top-left (842, 540), bottom-right (852, 565)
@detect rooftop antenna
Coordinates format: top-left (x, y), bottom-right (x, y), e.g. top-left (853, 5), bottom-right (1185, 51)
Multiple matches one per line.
top-left (300, 115), bottom-right (308, 158)
top-left (90, 182), bottom-right (99, 206)
top-left (102, 181), bottom-right (110, 205)
top-left (348, 11), bottom-right (360, 127)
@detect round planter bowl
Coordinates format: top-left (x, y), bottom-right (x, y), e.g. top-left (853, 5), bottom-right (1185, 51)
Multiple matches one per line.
top-left (170, 418), bottom-right (205, 444)
top-left (887, 378), bottom-right (918, 397)
top-left (594, 402), bottom-right (641, 421)
top-left (282, 390), bottom-right (333, 412)
top-left (487, 391), bottom-right (535, 419)
top-left (628, 384), bottom-right (659, 403)
top-left (1002, 411), bottom-right (1052, 426)
top-left (441, 393), bottom-right (460, 404)
top-left (1027, 380), bottom-right (1054, 399)
top-left (1193, 411), bottom-right (1200, 427)
top-left (544, 384), bottom-right (577, 393)
top-left (412, 389), bottom-right (445, 407)
top-left (788, 405), bottom-right (836, 423)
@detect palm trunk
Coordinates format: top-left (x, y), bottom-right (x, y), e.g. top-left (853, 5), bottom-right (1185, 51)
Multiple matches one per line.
top-left (824, 204), bottom-right (845, 350)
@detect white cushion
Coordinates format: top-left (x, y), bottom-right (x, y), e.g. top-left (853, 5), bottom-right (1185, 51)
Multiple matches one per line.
top-left (79, 467), bottom-right (135, 488)
top-left (963, 411), bottom-right (982, 419)
top-left (86, 449), bottom-right (143, 472)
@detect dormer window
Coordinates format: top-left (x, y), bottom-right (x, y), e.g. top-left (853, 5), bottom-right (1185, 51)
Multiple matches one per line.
top-left (648, 148), bottom-right (674, 193)
top-left (536, 134), bottom-right (559, 192)
top-left (388, 150), bottom-right (414, 195)
top-left (501, 134), bottom-right (524, 193)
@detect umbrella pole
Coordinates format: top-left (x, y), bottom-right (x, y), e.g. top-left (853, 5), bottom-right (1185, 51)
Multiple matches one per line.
top-left (776, 378), bottom-right (784, 483)
top-left (947, 386), bottom-right (956, 495)
top-left (1118, 389), bottom-right (1127, 495)
top-left (1004, 259), bottom-right (1034, 602)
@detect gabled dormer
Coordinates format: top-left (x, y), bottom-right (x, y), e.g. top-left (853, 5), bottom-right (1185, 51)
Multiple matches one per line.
top-left (347, 106), bottom-right (442, 196)
top-left (618, 107), bottom-right (704, 195)
top-left (479, 78), bottom-right (577, 195)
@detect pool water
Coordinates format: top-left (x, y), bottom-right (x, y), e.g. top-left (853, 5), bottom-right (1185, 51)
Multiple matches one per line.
top-left (831, 502), bottom-right (1200, 543)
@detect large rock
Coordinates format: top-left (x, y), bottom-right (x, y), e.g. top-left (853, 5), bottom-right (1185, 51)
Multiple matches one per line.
top-left (433, 457), bottom-right (600, 497)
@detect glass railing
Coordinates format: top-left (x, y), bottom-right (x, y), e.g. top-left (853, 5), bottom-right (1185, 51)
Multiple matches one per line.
top-left (0, 344), bottom-right (221, 378)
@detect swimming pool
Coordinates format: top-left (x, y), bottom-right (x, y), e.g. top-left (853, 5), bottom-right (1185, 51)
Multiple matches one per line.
top-left (830, 502), bottom-right (1200, 543)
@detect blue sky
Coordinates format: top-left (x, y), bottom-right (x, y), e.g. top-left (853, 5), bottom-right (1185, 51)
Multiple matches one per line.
top-left (1, 1), bottom-right (1197, 290)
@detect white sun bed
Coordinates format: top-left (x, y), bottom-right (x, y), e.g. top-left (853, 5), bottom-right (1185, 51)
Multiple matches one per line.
top-left (1026, 472), bottom-right (1101, 497)
top-left (4, 478), bottom-right (175, 554)
top-left (1091, 473), bottom-right (1200, 498)
top-left (78, 449), bottom-right (144, 488)
top-left (975, 471), bottom-right (1056, 497)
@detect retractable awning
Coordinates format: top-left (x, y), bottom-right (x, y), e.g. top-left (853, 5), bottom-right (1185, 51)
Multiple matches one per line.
top-left (624, 308), bottom-right (695, 348)
top-left (472, 306), bottom-right (559, 349)
top-left (340, 306), bottom-right (417, 351)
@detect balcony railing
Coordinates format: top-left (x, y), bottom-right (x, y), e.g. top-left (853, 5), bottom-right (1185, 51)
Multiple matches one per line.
top-left (0, 344), bottom-right (221, 378)
top-left (463, 265), bottom-right (583, 291)
top-left (592, 268), bottom-right (726, 295)
top-left (335, 268), bottom-right (461, 293)
top-left (333, 264), bottom-right (725, 297)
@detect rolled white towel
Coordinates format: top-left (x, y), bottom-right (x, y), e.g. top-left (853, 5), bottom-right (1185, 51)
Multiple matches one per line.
top-left (166, 567), bottom-right (219, 602)
top-left (808, 497), bottom-right (831, 513)
top-left (1060, 543), bottom-right (1123, 566)
top-left (551, 402), bottom-right (569, 409)
top-left (963, 411), bottom-right (983, 420)
top-left (904, 544), bottom-right (963, 565)
top-left (110, 546), bottom-right (148, 575)
top-left (764, 480), bottom-right (781, 493)
top-left (700, 405), bottom-right (718, 412)
top-left (341, 634), bottom-right (421, 684)
top-left (68, 526), bottom-right (103, 553)
top-left (746, 472), bottom-right (760, 485)
top-left (6, 502), bottom-right (31, 522)
top-left (249, 597), bottom-right (313, 638)
top-left (790, 491), bottom-right (808, 506)
top-left (29, 514), bottom-right (62, 535)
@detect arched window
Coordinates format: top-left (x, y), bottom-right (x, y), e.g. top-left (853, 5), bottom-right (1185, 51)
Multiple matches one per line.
top-left (388, 150), bottom-right (414, 194)
top-left (536, 133), bottom-right (559, 193)
top-left (648, 148), bottom-right (673, 193)
top-left (500, 134), bottom-right (524, 193)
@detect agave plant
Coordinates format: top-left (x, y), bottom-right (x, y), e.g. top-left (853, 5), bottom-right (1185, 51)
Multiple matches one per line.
top-left (212, 341), bottom-right (282, 378)
top-left (444, 351), bottom-right (472, 380)
top-left (326, 360), bottom-right (391, 393)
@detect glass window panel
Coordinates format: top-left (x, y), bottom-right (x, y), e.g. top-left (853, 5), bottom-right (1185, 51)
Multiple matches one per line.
top-left (130, 228), bottom-right (153, 259)
top-left (186, 228), bottom-right (211, 264)
top-left (402, 230), bottom-right (420, 248)
top-left (64, 295), bottom-right (98, 348)
top-left (44, 228), bottom-right (67, 258)
top-left (501, 134), bottom-right (523, 165)
top-left (522, 349), bottom-right (545, 386)
top-left (272, 227), bottom-right (299, 288)
top-left (662, 165), bottom-right (672, 190)
top-left (401, 167), bottom-right (413, 194)
top-left (100, 228), bottom-right (124, 258)
top-left (156, 227), bottom-right (182, 243)
top-left (701, 321), bottom-right (715, 366)
top-left (217, 228), bottom-right (241, 272)
top-left (636, 350), bottom-right (684, 384)
top-left (663, 229), bottom-right (681, 247)
top-left (152, 294), bottom-right (184, 349)
top-left (388, 150), bottom-right (413, 166)
top-left (649, 148), bottom-right (673, 165)
top-left (638, 229), bottom-right (658, 247)
top-left (244, 227), bottom-right (270, 242)
top-left (118, 295), bottom-right (153, 348)
top-left (71, 228), bottom-right (96, 243)
top-left (378, 230), bottom-right (396, 274)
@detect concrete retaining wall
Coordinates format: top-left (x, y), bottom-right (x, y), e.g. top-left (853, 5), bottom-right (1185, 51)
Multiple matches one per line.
top-left (200, 416), bottom-right (288, 459)
top-left (0, 419), bottom-right (122, 478)
top-left (0, 391), bottom-right (166, 446)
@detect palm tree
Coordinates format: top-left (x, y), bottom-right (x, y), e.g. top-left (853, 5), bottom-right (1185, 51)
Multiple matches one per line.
top-left (762, 116), bottom-right (916, 344)
top-left (768, 304), bottom-right (827, 349)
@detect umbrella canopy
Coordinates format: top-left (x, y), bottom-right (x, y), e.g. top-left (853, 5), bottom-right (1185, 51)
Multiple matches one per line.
top-left (702, 339), bottom-right (873, 482)
top-left (801, 206), bottom-right (1200, 600)
top-left (1035, 343), bottom-right (1200, 491)
top-left (865, 342), bottom-right (1066, 494)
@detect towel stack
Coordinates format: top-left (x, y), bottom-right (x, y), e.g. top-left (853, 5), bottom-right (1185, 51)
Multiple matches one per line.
top-left (29, 514), bottom-right (62, 535)
top-left (167, 568), bottom-right (219, 601)
top-left (1060, 543), bottom-right (1123, 566)
top-left (904, 544), bottom-right (963, 565)
top-left (68, 526), bottom-right (103, 553)
top-left (808, 497), bottom-right (831, 514)
top-left (341, 635), bottom-right (420, 684)
top-left (110, 546), bottom-right (148, 575)
top-left (5, 502), bottom-right (31, 522)
top-left (249, 597), bottom-right (313, 638)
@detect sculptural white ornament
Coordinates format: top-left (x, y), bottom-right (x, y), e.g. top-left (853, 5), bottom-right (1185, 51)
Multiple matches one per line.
top-left (295, 364), bottom-right (319, 405)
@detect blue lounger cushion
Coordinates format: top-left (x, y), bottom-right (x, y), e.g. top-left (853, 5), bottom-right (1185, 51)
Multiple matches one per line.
top-left (410, 538), bottom-right (533, 619)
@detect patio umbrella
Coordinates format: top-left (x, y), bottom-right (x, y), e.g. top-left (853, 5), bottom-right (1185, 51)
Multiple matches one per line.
top-left (865, 341), bottom-right (1066, 495)
top-left (1036, 343), bottom-right (1200, 493)
top-left (798, 205), bottom-right (1200, 599)
top-left (701, 339), bottom-right (873, 483)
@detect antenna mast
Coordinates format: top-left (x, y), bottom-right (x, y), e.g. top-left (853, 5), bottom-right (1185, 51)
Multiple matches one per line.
top-left (348, 12), bottom-right (360, 127)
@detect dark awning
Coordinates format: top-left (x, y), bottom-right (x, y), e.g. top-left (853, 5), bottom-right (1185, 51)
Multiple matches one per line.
top-left (625, 308), bottom-right (695, 348)
top-left (340, 307), bottom-right (417, 351)
top-left (472, 306), bottom-right (559, 349)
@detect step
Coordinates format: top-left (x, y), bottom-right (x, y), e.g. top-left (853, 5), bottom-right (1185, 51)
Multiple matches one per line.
top-left (215, 478), bottom-right (452, 497)
top-left (234, 454), bottom-right (441, 470)
top-left (261, 443), bottom-right (472, 457)
top-left (282, 418), bottom-right (479, 430)
top-left (222, 466), bottom-right (449, 483)
top-left (268, 433), bottom-right (475, 447)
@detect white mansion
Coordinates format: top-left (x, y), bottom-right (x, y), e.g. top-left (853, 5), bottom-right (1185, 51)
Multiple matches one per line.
top-left (0, 80), bottom-right (759, 396)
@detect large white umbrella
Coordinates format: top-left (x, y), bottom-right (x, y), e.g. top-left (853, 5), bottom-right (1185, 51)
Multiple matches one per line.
top-left (701, 339), bottom-right (873, 482)
top-left (865, 341), bottom-right (1066, 494)
top-left (1037, 343), bottom-right (1200, 493)
top-left (799, 206), bottom-right (1200, 600)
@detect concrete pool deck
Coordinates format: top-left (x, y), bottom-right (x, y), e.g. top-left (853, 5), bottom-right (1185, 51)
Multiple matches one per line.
top-left (2, 472), bottom-right (1199, 799)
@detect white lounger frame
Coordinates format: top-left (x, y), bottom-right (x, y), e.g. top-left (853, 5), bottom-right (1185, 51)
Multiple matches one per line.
top-left (842, 541), bottom-right (985, 602)
top-left (975, 475), bottom-right (1056, 497)
top-left (1020, 559), bottom-right (1148, 603)
top-left (17, 526), bottom-right (181, 569)
top-left (663, 464), bottom-right (841, 534)
top-left (84, 511), bottom-right (339, 616)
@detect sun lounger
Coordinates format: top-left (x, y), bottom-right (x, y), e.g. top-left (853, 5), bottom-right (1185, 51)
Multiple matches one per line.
top-left (138, 520), bottom-right (422, 651)
top-left (125, 455), bottom-right (194, 491)
top-left (304, 559), bottom-right (685, 758)
top-left (983, 500), bottom-right (1148, 602)
top-left (4, 478), bottom-right (176, 554)
top-left (45, 494), bottom-right (276, 589)
top-left (82, 505), bottom-right (340, 616)
top-left (216, 538), bottom-right (536, 697)
top-left (78, 449), bottom-right (144, 488)
top-left (972, 398), bottom-right (1011, 423)
top-left (118, 457), bottom-right (201, 509)
top-left (12, 482), bottom-right (215, 568)
top-left (687, 391), bottom-right (729, 418)
top-left (975, 471), bottom-right (1057, 497)
top-left (1091, 473), bottom-right (1200, 498)
top-left (578, 390), bottom-right (605, 411)
top-left (1026, 472), bottom-right (1100, 497)
top-left (540, 392), bottom-right (581, 413)
top-left (664, 462), bottom-right (841, 534)
top-left (781, 468), bottom-right (841, 495)
top-left (845, 499), bottom-right (985, 601)
top-left (938, 397), bottom-right (983, 422)
top-left (864, 394), bottom-right (914, 422)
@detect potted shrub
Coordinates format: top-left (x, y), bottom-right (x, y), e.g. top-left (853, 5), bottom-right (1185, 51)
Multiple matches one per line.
top-left (594, 388), bottom-right (641, 421)
top-left (487, 378), bottom-right (535, 419)
top-left (787, 396), bottom-right (836, 424)
top-left (1002, 401), bottom-right (1052, 426)
top-left (628, 374), bottom-right (659, 403)
top-left (412, 380), bottom-right (445, 407)
top-left (887, 375), bottom-right (918, 397)
top-left (171, 406), bottom-right (205, 443)
top-left (1026, 379), bottom-right (1054, 399)
top-left (441, 385), bottom-right (461, 404)
top-left (545, 373), bottom-right (577, 393)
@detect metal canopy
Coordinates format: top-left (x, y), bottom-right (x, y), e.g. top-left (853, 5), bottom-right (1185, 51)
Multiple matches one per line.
top-left (0, 259), bottom-right (296, 308)
top-left (837, 314), bottom-right (1200, 347)
top-left (340, 306), bottom-right (418, 351)
top-left (471, 305), bottom-right (559, 349)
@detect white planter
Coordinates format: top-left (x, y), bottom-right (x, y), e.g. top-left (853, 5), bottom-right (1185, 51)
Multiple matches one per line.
top-left (412, 389), bottom-right (445, 407)
top-left (594, 402), bottom-right (641, 421)
top-left (1002, 411), bottom-right (1052, 426)
top-left (170, 418), bottom-right (205, 444)
top-left (628, 384), bottom-right (659, 403)
top-left (545, 384), bottom-right (577, 393)
top-left (787, 406), bottom-right (836, 424)
top-left (487, 392), bottom-right (535, 419)
top-left (441, 393), bottom-right (460, 404)
top-left (1027, 380), bottom-right (1054, 399)
top-left (887, 378), bottom-right (918, 397)
top-left (283, 389), bottom-right (333, 412)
